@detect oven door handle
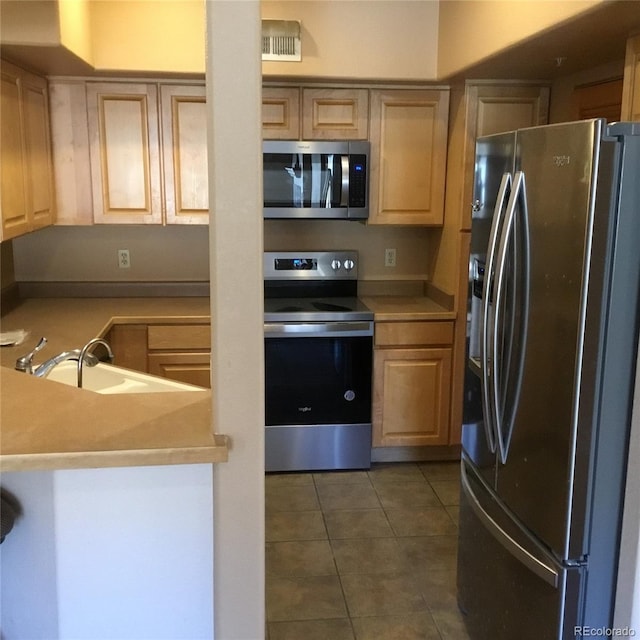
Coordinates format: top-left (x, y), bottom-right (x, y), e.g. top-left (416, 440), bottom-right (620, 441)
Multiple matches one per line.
top-left (264, 321), bottom-right (373, 338)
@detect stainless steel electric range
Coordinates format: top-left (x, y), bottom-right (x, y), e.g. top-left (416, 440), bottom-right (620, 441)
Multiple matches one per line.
top-left (264, 251), bottom-right (373, 472)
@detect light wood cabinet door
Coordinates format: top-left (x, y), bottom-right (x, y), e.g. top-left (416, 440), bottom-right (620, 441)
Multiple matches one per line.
top-left (147, 324), bottom-right (211, 388)
top-left (262, 87), bottom-right (300, 140)
top-left (160, 85), bottom-right (209, 224)
top-left (148, 353), bottom-right (211, 388)
top-left (302, 88), bottom-right (369, 140)
top-left (373, 347), bottom-right (452, 447)
top-left (460, 83), bottom-right (549, 231)
top-left (368, 89), bottom-right (449, 226)
top-left (622, 34), bottom-right (640, 121)
top-left (0, 61), bottom-right (55, 241)
top-left (87, 82), bottom-right (162, 224)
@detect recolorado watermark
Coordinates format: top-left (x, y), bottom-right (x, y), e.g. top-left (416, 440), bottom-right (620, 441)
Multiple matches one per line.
top-left (574, 627), bottom-right (636, 638)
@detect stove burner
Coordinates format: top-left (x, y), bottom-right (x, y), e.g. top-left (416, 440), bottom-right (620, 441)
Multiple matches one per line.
top-left (312, 301), bottom-right (351, 312)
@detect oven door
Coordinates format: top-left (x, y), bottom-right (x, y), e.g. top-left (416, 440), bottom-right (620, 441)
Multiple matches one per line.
top-left (264, 321), bottom-right (373, 471)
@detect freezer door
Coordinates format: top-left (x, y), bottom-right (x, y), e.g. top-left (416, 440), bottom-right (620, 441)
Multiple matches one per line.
top-left (457, 460), bottom-right (584, 640)
top-left (493, 120), bottom-right (605, 557)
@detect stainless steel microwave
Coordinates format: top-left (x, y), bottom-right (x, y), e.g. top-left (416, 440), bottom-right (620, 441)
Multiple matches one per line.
top-left (263, 140), bottom-right (369, 220)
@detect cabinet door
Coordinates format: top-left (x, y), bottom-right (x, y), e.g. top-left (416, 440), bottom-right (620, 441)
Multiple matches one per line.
top-left (160, 85), bottom-right (209, 224)
top-left (622, 34), bottom-right (640, 121)
top-left (0, 62), bottom-right (55, 241)
top-left (0, 64), bottom-right (29, 240)
top-left (22, 72), bottom-right (56, 231)
top-left (373, 347), bottom-right (452, 447)
top-left (262, 87), bottom-right (300, 140)
top-left (148, 353), bottom-right (211, 388)
top-left (461, 83), bottom-right (549, 231)
top-left (302, 88), bottom-right (369, 140)
top-left (87, 82), bottom-right (162, 224)
top-left (369, 89), bottom-right (449, 226)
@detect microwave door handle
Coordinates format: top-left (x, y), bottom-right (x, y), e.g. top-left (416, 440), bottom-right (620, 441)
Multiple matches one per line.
top-left (340, 155), bottom-right (349, 207)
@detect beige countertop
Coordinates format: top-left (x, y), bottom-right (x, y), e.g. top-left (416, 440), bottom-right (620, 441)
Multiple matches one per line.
top-left (0, 293), bottom-right (453, 471)
top-left (0, 297), bottom-right (227, 472)
top-left (361, 295), bottom-right (456, 321)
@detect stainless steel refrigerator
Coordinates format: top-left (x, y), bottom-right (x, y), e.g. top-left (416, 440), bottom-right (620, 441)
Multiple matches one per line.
top-left (458, 120), bottom-right (640, 639)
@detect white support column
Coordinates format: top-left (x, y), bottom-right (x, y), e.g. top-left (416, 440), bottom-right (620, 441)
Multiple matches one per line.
top-left (206, 1), bottom-right (265, 639)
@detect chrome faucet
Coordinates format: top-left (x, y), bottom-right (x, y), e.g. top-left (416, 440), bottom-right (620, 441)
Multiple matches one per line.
top-left (15, 336), bottom-right (106, 380)
top-left (77, 338), bottom-right (114, 388)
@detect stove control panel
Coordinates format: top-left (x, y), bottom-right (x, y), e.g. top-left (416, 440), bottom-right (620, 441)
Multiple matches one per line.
top-left (264, 251), bottom-right (359, 280)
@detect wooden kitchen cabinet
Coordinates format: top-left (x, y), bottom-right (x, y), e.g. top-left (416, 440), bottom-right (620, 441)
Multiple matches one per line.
top-left (147, 324), bottom-right (211, 388)
top-left (1, 60), bottom-right (55, 241)
top-left (87, 82), bottom-right (163, 224)
top-left (368, 88), bottom-right (449, 226)
top-left (55, 80), bottom-right (212, 226)
top-left (460, 82), bottom-right (549, 231)
top-left (373, 320), bottom-right (453, 447)
top-left (262, 87), bottom-right (300, 140)
top-left (160, 84), bottom-right (209, 223)
top-left (301, 88), bottom-right (369, 140)
top-left (106, 322), bottom-right (211, 388)
top-left (621, 33), bottom-right (640, 121)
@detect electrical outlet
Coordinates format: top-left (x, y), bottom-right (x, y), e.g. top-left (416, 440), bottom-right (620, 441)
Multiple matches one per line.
top-left (117, 249), bottom-right (131, 269)
top-left (384, 248), bottom-right (397, 268)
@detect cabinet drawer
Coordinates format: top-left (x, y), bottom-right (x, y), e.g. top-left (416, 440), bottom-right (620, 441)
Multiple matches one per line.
top-left (375, 321), bottom-right (454, 347)
top-left (147, 325), bottom-right (211, 350)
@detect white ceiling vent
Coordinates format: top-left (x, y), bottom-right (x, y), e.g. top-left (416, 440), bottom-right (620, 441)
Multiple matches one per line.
top-left (262, 20), bottom-right (301, 62)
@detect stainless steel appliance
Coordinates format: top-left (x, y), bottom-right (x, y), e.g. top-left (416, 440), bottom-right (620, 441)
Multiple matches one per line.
top-left (264, 251), bottom-right (373, 472)
top-left (263, 141), bottom-right (369, 220)
top-left (458, 120), bottom-right (640, 639)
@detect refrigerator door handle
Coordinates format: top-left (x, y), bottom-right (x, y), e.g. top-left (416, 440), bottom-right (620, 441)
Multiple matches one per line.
top-left (492, 171), bottom-right (530, 464)
top-left (461, 464), bottom-right (560, 588)
top-left (481, 172), bottom-right (512, 454)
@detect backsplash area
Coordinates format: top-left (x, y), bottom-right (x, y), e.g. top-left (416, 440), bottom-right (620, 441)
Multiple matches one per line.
top-left (11, 222), bottom-right (434, 287)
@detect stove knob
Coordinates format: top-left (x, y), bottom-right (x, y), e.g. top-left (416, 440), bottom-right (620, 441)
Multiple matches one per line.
top-left (331, 259), bottom-right (342, 271)
top-left (343, 259), bottom-right (355, 271)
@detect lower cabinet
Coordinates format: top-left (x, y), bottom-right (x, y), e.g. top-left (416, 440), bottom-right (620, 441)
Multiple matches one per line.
top-left (372, 320), bottom-right (453, 447)
top-left (106, 322), bottom-right (211, 389)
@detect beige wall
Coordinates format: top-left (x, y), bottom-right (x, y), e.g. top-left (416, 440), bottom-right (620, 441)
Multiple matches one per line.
top-left (437, 0), bottom-right (603, 78)
top-left (89, 0), bottom-right (204, 73)
top-left (58, 0), bottom-right (93, 64)
top-left (10, 223), bottom-right (433, 285)
top-left (11, 226), bottom-right (210, 282)
top-left (0, 1), bottom-right (60, 46)
top-left (261, 0), bottom-right (439, 80)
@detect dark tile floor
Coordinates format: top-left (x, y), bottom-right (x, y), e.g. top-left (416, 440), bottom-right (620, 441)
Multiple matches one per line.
top-left (265, 461), bottom-right (471, 640)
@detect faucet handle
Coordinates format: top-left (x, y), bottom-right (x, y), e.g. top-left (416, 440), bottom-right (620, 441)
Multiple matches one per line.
top-left (15, 337), bottom-right (47, 374)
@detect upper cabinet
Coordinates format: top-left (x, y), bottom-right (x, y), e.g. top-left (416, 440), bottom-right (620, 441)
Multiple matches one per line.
top-left (52, 80), bottom-right (208, 225)
top-left (459, 83), bottom-right (550, 231)
top-left (160, 85), bottom-right (208, 224)
top-left (1, 60), bottom-right (55, 241)
top-left (87, 82), bottom-right (163, 224)
top-left (301, 88), bottom-right (369, 140)
top-left (262, 86), bottom-right (369, 140)
top-left (621, 33), bottom-right (640, 121)
top-left (368, 88), bottom-right (450, 226)
top-left (262, 87), bottom-right (300, 140)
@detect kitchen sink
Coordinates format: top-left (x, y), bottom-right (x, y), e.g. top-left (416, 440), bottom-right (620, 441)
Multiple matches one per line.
top-left (45, 361), bottom-right (204, 394)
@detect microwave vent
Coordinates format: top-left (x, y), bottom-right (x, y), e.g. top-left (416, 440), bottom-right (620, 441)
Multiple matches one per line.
top-left (262, 20), bottom-right (301, 62)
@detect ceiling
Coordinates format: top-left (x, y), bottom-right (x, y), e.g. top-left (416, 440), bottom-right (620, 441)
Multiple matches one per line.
top-left (444, 0), bottom-right (640, 81)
